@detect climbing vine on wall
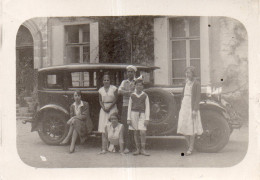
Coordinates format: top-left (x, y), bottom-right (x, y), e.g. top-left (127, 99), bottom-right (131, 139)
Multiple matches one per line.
top-left (94, 16), bottom-right (155, 65)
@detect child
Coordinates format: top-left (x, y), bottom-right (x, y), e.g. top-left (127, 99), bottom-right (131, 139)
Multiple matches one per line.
top-left (99, 112), bottom-right (124, 155)
top-left (127, 77), bottom-right (150, 156)
top-left (98, 73), bottom-right (118, 154)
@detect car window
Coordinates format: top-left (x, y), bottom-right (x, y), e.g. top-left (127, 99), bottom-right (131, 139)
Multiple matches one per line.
top-left (70, 71), bottom-right (97, 88)
top-left (44, 74), bottom-right (63, 89)
top-left (140, 71), bottom-right (151, 83)
top-left (109, 71), bottom-right (123, 87)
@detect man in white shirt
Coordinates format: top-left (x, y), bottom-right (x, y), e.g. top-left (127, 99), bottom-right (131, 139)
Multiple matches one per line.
top-left (118, 65), bottom-right (137, 153)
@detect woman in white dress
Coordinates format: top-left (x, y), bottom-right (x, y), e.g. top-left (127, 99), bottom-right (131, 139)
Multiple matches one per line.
top-left (98, 73), bottom-right (118, 154)
top-left (177, 66), bottom-right (203, 155)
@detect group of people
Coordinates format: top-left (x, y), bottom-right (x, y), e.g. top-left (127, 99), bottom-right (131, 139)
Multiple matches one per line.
top-left (60, 65), bottom-right (203, 156)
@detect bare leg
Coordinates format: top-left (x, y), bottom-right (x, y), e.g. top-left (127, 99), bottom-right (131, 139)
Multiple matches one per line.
top-left (140, 130), bottom-right (150, 156)
top-left (61, 125), bottom-right (73, 144)
top-left (133, 131), bottom-right (140, 155)
top-left (101, 133), bottom-right (107, 152)
top-left (69, 129), bottom-right (78, 153)
top-left (188, 135), bottom-right (195, 152)
top-left (184, 135), bottom-right (190, 150)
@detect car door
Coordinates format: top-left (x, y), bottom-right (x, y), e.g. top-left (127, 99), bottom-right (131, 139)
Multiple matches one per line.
top-left (66, 70), bottom-right (100, 130)
top-left (38, 71), bottom-right (69, 109)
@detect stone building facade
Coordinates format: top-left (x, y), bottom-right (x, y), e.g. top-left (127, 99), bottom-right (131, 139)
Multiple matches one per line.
top-left (16, 16), bottom-right (248, 119)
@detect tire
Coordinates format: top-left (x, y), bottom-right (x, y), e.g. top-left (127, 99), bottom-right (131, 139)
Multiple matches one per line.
top-left (38, 111), bottom-right (69, 145)
top-left (194, 110), bottom-right (230, 153)
top-left (144, 88), bottom-right (177, 135)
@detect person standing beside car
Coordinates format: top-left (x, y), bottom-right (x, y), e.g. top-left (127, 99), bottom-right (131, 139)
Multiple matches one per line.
top-left (60, 90), bottom-right (93, 153)
top-left (98, 73), bottom-right (119, 154)
top-left (118, 65), bottom-right (137, 153)
top-left (127, 77), bottom-right (150, 156)
top-left (177, 66), bottom-right (203, 156)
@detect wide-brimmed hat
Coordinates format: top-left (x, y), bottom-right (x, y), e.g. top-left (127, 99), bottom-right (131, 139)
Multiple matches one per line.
top-left (126, 65), bottom-right (137, 72)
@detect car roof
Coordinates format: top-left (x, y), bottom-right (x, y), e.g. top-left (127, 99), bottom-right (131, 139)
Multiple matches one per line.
top-left (38, 63), bottom-right (160, 73)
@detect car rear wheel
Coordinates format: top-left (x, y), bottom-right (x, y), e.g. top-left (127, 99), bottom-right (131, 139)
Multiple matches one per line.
top-left (194, 110), bottom-right (230, 153)
top-left (144, 88), bottom-right (177, 135)
top-left (38, 111), bottom-right (69, 145)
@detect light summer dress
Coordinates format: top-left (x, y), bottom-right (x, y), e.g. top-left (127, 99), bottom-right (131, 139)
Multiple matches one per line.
top-left (177, 80), bottom-right (203, 135)
top-left (98, 85), bottom-right (118, 133)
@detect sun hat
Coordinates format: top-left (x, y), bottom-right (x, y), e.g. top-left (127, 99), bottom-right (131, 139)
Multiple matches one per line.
top-left (126, 65), bottom-right (137, 72)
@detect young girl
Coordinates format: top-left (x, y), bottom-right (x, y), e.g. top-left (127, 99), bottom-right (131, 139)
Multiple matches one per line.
top-left (60, 90), bottom-right (93, 153)
top-left (127, 77), bottom-right (150, 156)
top-left (98, 73), bottom-right (118, 154)
top-left (99, 112), bottom-right (124, 155)
top-left (177, 66), bottom-right (203, 155)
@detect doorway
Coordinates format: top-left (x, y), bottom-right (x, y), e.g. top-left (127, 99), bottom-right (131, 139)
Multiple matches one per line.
top-left (16, 25), bottom-right (34, 100)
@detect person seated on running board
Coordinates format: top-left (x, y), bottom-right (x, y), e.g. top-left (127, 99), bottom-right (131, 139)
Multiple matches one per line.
top-left (60, 90), bottom-right (93, 154)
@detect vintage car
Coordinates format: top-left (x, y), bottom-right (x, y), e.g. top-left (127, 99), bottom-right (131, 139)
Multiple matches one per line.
top-left (23, 63), bottom-right (241, 153)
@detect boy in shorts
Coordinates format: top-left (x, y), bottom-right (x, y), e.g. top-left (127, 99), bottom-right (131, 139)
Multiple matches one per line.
top-left (127, 77), bottom-right (150, 156)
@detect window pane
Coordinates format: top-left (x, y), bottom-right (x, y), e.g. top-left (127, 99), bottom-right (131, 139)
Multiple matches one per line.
top-left (170, 18), bottom-right (185, 38)
top-left (72, 81), bottom-right (80, 87)
top-left (140, 71), bottom-right (150, 83)
top-left (94, 72), bottom-right (97, 86)
top-left (83, 72), bottom-right (90, 86)
top-left (83, 46), bottom-right (90, 63)
top-left (190, 59), bottom-right (201, 77)
top-left (83, 81), bottom-right (90, 86)
top-left (67, 26), bottom-right (79, 43)
top-left (172, 60), bottom-right (186, 78)
top-left (67, 46), bottom-right (80, 63)
top-left (190, 40), bottom-right (200, 58)
top-left (189, 17), bottom-right (200, 37)
top-left (82, 25), bottom-right (90, 43)
top-left (47, 75), bottom-right (56, 85)
top-left (71, 72), bottom-right (80, 81)
top-left (172, 40), bottom-right (186, 59)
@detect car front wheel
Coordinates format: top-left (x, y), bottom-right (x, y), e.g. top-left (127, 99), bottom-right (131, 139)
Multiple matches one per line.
top-left (194, 110), bottom-right (230, 153)
top-left (38, 111), bottom-right (69, 145)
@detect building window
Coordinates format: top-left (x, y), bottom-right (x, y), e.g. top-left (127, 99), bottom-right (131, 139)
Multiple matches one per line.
top-left (170, 17), bottom-right (201, 85)
top-left (65, 25), bottom-right (90, 63)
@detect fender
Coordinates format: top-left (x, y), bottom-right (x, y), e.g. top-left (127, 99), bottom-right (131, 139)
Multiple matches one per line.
top-left (38, 104), bottom-right (69, 115)
top-left (31, 104), bottom-right (69, 132)
top-left (200, 99), bottom-right (230, 120)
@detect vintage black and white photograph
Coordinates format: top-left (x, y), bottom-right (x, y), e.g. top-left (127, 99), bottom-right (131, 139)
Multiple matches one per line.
top-left (15, 16), bottom-right (248, 168)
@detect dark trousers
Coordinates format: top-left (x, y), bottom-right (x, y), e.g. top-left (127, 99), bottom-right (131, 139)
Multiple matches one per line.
top-left (121, 106), bottom-right (135, 151)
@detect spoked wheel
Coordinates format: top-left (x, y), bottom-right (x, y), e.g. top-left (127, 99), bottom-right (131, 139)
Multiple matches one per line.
top-left (150, 94), bottom-right (169, 124)
top-left (38, 111), bottom-right (69, 145)
top-left (194, 110), bottom-right (230, 153)
top-left (144, 88), bottom-right (177, 135)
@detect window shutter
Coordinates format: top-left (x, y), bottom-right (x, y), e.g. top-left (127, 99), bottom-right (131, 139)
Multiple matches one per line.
top-left (90, 22), bottom-right (99, 63)
top-left (51, 26), bottom-right (64, 65)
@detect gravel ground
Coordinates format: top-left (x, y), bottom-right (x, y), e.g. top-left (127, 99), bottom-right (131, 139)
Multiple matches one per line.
top-left (16, 120), bottom-right (248, 168)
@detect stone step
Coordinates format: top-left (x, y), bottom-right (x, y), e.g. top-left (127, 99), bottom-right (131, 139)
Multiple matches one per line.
top-left (24, 97), bottom-right (33, 102)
